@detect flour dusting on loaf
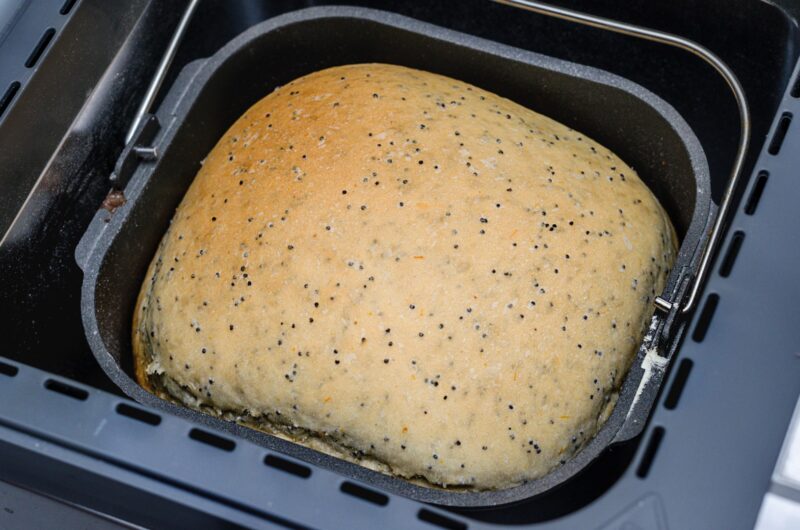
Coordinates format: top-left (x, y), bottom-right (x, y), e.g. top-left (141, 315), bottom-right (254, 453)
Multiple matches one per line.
top-left (133, 63), bottom-right (677, 490)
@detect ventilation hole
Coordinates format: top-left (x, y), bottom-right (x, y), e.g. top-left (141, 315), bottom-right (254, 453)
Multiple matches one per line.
top-left (116, 402), bottom-right (161, 426)
top-left (636, 426), bottom-right (665, 478)
top-left (768, 113), bottom-right (792, 155)
top-left (0, 360), bottom-right (18, 377)
top-left (719, 231), bottom-right (745, 278)
top-left (664, 358), bottom-right (694, 410)
top-left (692, 293), bottom-right (720, 343)
top-left (264, 454), bottom-right (311, 478)
top-left (745, 171), bottom-right (768, 215)
top-left (60, 0), bottom-right (78, 15)
top-left (340, 481), bottom-right (389, 506)
top-left (25, 28), bottom-right (55, 69)
top-left (45, 379), bottom-right (88, 401)
top-left (188, 428), bottom-right (235, 452)
top-left (418, 509), bottom-right (467, 530)
top-left (0, 81), bottom-right (20, 119)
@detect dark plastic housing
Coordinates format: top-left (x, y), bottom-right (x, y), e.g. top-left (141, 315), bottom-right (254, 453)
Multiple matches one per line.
top-left (77, 7), bottom-right (712, 507)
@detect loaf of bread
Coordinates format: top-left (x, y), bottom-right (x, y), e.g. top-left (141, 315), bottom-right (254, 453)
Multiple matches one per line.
top-left (133, 63), bottom-right (676, 490)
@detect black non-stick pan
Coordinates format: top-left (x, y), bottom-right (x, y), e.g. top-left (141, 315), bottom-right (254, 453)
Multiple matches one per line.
top-left (76, 6), bottom-right (712, 507)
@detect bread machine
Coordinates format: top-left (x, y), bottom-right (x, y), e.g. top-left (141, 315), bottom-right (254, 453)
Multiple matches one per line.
top-left (1, 1), bottom-right (799, 528)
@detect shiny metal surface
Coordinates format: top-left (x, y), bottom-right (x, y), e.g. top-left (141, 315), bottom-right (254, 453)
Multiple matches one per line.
top-left (0, 0), bottom-right (186, 250)
top-left (493, 0), bottom-right (751, 316)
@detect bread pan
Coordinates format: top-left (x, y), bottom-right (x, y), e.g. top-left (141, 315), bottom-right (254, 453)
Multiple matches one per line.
top-left (76, 6), bottom-right (712, 507)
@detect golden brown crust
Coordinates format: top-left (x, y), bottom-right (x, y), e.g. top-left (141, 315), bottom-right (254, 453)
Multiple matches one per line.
top-left (132, 63), bottom-right (676, 490)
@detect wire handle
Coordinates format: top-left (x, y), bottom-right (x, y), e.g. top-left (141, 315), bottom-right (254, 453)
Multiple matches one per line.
top-left (125, 0), bottom-right (200, 145)
top-left (492, 0), bottom-right (750, 316)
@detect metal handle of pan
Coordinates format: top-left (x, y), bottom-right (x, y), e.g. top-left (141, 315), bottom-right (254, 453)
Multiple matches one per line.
top-left (124, 0), bottom-right (200, 145)
top-left (492, 0), bottom-right (751, 317)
